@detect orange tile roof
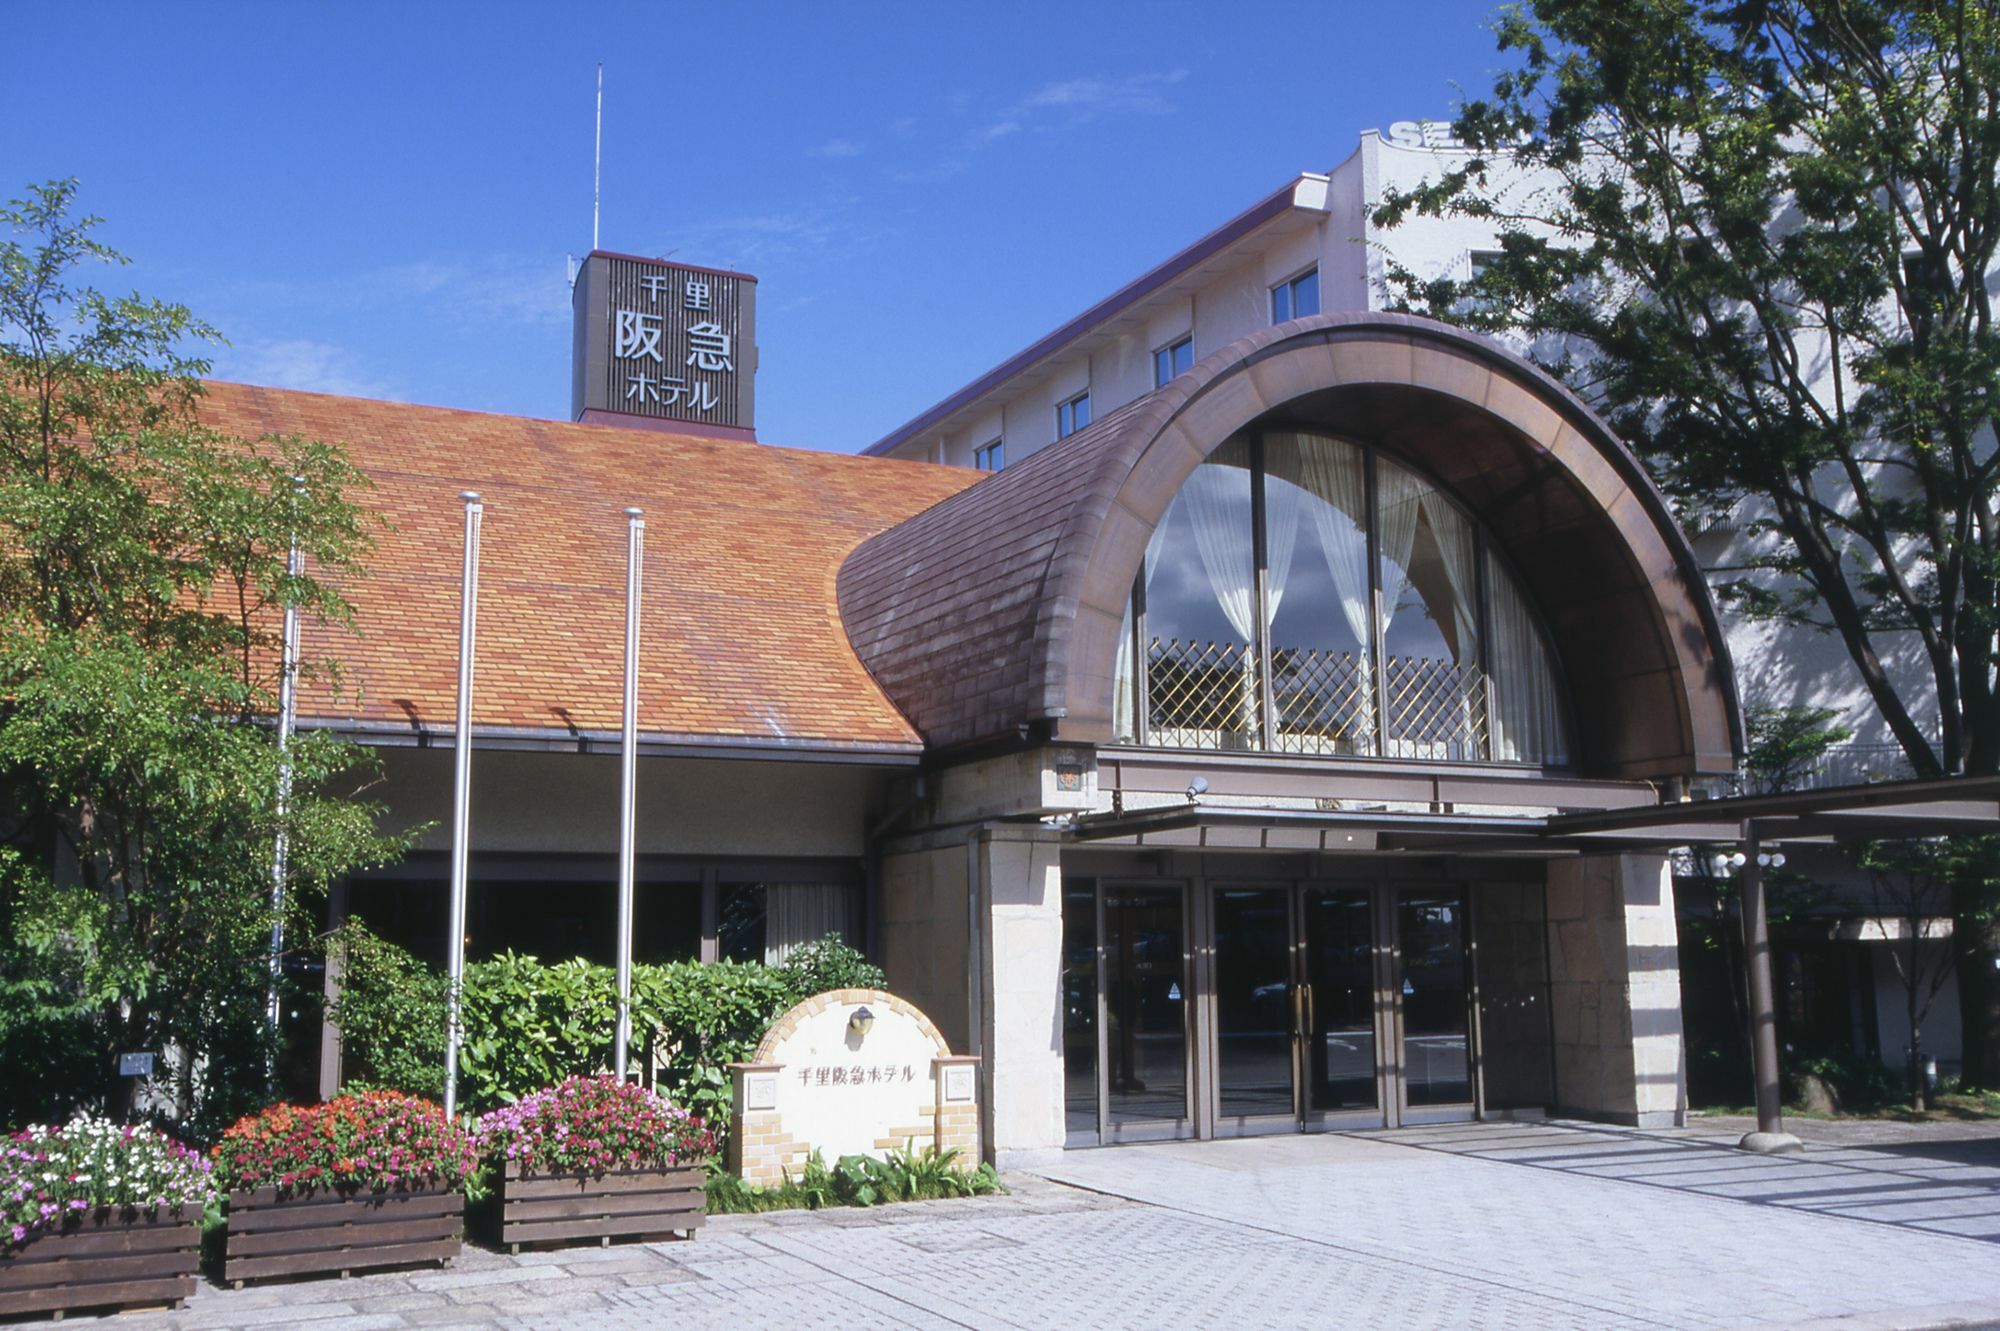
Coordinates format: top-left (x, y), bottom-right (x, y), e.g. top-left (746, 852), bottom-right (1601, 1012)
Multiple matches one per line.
top-left (195, 382), bottom-right (978, 753)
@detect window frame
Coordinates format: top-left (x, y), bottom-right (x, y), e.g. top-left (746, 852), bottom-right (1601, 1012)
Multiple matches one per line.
top-left (1115, 431), bottom-right (1575, 768)
top-left (1057, 389), bottom-right (1093, 440)
top-left (1153, 334), bottom-right (1194, 389)
top-left (974, 438), bottom-right (1005, 472)
top-left (1270, 266), bottom-right (1321, 324)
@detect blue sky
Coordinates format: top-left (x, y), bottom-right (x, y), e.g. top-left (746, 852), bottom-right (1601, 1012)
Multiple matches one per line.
top-left (6, 1), bottom-right (1513, 453)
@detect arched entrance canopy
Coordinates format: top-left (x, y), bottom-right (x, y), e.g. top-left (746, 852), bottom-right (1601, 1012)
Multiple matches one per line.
top-left (838, 312), bottom-right (1741, 780)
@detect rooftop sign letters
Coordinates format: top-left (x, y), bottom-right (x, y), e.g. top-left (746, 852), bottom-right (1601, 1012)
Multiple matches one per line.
top-left (1386, 119), bottom-right (1470, 151)
top-left (571, 251), bottom-right (757, 437)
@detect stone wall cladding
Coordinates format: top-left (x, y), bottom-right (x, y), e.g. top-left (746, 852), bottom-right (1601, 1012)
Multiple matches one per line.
top-left (1544, 853), bottom-right (1685, 1126)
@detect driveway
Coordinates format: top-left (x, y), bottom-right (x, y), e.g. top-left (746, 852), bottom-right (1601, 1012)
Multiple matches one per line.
top-left (39, 1121), bottom-right (2000, 1331)
top-left (1041, 1121), bottom-right (2000, 1330)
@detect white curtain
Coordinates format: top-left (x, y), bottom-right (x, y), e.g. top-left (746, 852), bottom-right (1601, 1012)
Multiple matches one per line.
top-left (1182, 440), bottom-right (1263, 741)
top-left (1275, 433), bottom-right (1375, 751)
top-left (1183, 446), bottom-right (1257, 646)
top-left (763, 885), bottom-right (851, 964)
top-left (1281, 434), bottom-right (1373, 659)
top-left (1487, 552), bottom-right (1568, 764)
top-left (1419, 491), bottom-right (1481, 668)
top-left (1375, 461), bottom-right (1424, 641)
top-left (1113, 535), bottom-right (1165, 741)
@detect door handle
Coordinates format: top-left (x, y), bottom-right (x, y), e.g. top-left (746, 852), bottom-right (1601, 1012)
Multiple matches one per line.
top-left (1291, 984), bottom-right (1305, 1040)
top-left (1303, 983), bottom-right (1315, 1038)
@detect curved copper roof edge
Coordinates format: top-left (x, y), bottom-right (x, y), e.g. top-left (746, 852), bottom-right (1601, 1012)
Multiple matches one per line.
top-left (837, 311), bottom-right (1744, 778)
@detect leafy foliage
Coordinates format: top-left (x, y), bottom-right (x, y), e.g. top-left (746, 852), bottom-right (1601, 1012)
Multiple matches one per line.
top-left (1372, 0), bottom-right (2000, 1081)
top-left (323, 920), bottom-right (447, 1099)
top-left (326, 927), bottom-right (882, 1128)
top-left (1745, 705), bottom-right (1854, 794)
top-left (703, 1144), bottom-right (1000, 1215)
top-left (0, 179), bottom-right (414, 1136)
top-left (1, 1115), bottom-right (214, 1246)
top-left (210, 1091), bottom-right (477, 1199)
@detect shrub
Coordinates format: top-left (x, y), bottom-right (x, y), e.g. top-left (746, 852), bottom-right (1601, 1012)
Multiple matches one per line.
top-left (1, 1115), bottom-right (215, 1246)
top-left (704, 1144), bottom-right (1000, 1215)
top-left (326, 928), bottom-right (883, 1131)
top-left (474, 1075), bottom-right (714, 1176)
top-left (323, 920), bottom-right (446, 1098)
top-left (770, 937), bottom-right (885, 1003)
top-left (211, 1091), bottom-right (477, 1198)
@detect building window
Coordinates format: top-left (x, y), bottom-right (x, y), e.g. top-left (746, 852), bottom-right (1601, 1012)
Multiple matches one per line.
top-left (1057, 390), bottom-right (1092, 440)
top-left (1270, 267), bottom-right (1320, 324)
top-left (1112, 431), bottom-right (1570, 765)
top-left (1153, 336), bottom-right (1193, 388)
top-left (974, 439), bottom-right (1004, 472)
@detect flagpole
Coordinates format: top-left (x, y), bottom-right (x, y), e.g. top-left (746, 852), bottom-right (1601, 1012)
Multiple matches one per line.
top-left (267, 476), bottom-right (307, 1087)
top-left (614, 507), bottom-right (644, 1080)
top-left (443, 490), bottom-right (483, 1120)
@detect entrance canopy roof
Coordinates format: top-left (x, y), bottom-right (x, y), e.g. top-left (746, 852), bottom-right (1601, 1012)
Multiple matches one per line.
top-left (1068, 774), bottom-right (2000, 855)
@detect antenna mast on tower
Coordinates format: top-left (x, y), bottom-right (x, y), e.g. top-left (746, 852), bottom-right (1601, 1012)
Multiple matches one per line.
top-left (593, 62), bottom-right (603, 251)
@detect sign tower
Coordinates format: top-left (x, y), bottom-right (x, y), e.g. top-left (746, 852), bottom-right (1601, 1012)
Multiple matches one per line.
top-left (571, 251), bottom-right (758, 440)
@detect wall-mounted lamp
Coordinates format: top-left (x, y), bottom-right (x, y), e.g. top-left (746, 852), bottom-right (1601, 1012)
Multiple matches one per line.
top-left (848, 1006), bottom-right (875, 1039)
top-left (1186, 777), bottom-right (1209, 805)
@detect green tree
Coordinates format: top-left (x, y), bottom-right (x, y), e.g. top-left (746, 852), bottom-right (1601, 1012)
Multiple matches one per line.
top-left (1374, 0), bottom-right (2000, 1084)
top-left (0, 179), bottom-right (412, 1137)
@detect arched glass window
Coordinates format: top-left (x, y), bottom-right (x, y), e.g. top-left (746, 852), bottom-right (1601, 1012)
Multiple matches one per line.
top-left (1112, 433), bottom-right (1571, 766)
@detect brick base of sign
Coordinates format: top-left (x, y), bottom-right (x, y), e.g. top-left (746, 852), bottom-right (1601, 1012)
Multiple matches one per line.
top-left (486, 1161), bottom-right (705, 1252)
top-left (223, 1185), bottom-right (462, 1286)
top-left (0, 1210), bottom-right (199, 1320)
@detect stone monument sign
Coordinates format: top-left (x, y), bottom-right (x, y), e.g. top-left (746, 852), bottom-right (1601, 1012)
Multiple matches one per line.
top-left (727, 989), bottom-right (980, 1187)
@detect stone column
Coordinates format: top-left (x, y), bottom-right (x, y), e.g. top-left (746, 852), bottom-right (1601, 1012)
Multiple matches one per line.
top-left (1544, 852), bottom-right (1687, 1127)
top-left (976, 825), bottom-right (1066, 1170)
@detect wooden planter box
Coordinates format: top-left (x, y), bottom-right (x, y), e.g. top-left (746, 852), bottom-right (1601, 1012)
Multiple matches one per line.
top-left (491, 1161), bottom-right (705, 1252)
top-left (0, 1209), bottom-right (199, 1320)
top-left (224, 1184), bottom-right (461, 1286)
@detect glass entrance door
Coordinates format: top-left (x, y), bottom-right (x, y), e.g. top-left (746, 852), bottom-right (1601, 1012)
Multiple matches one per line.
top-left (1212, 885), bottom-right (1385, 1134)
top-left (1103, 885), bottom-right (1191, 1140)
top-left (1301, 887), bottom-right (1383, 1126)
top-left (1395, 887), bottom-right (1475, 1122)
top-left (1213, 888), bottom-right (1299, 1132)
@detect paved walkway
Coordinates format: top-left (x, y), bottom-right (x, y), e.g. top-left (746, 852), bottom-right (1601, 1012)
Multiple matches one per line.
top-left (37, 1122), bottom-right (2000, 1331)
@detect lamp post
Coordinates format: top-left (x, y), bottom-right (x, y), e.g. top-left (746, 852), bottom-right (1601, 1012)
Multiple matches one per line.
top-left (614, 507), bottom-right (643, 1080)
top-left (443, 490), bottom-right (483, 1120)
top-left (1713, 826), bottom-right (1801, 1154)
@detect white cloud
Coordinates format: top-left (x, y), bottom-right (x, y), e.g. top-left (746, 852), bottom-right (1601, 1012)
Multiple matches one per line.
top-left (809, 138), bottom-right (866, 159)
top-left (892, 69), bottom-right (1190, 183)
top-left (1020, 70), bottom-right (1188, 116)
top-left (216, 338), bottom-right (399, 400)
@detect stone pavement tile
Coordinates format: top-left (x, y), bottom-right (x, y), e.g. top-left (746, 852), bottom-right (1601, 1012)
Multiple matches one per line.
top-left (408, 1264), bottom-right (573, 1293)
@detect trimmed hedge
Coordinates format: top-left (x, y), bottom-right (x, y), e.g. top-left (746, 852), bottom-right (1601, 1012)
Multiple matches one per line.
top-left (327, 923), bottom-right (883, 1129)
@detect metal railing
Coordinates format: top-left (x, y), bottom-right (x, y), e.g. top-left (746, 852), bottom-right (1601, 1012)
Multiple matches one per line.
top-left (1146, 637), bottom-right (1261, 749)
top-left (1270, 644), bottom-right (1373, 756)
top-left (1383, 654), bottom-right (1489, 762)
top-left (1144, 638), bottom-right (1489, 760)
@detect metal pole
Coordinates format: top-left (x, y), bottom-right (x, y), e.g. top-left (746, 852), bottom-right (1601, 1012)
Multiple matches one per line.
top-left (614, 507), bottom-right (644, 1080)
top-left (593, 64), bottom-right (603, 252)
top-left (1737, 820), bottom-right (1801, 1153)
top-left (266, 477), bottom-right (307, 1085)
top-left (443, 491), bottom-right (483, 1120)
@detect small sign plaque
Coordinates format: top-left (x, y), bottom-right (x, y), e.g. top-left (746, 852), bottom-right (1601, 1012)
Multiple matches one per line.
top-left (118, 1052), bottom-right (155, 1077)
